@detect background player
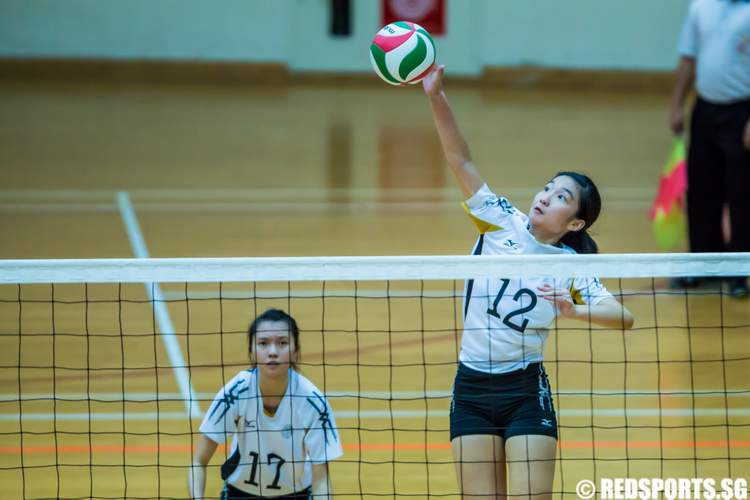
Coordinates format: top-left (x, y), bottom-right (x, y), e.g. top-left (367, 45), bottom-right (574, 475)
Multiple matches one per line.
top-left (189, 309), bottom-right (342, 499)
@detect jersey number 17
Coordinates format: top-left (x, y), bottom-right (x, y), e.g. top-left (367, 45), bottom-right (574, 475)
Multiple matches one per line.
top-left (244, 452), bottom-right (285, 490)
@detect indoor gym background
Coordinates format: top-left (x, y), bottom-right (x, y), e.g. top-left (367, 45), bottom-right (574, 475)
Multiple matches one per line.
top-left (0, 1), bottom-right (748, 498)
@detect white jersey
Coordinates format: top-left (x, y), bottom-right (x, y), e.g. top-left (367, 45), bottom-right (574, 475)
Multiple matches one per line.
top-left (678, 0), bottom-right (750, 103)
top-left (460, 184), bottom-right (613, 374)
top-left (200, 369), bottom-right (343, 497)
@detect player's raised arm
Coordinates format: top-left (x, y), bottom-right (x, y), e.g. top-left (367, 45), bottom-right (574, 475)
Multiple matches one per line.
top-left (423, 65), bottom-right (484, 198)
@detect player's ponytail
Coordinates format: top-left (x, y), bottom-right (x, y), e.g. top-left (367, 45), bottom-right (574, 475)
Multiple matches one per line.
top-left (556, 171), bottom-right (601, 255)
top-left (560, 227), bottom-right (599, 254)
top-left (248, 308), bottom-right (301, 369)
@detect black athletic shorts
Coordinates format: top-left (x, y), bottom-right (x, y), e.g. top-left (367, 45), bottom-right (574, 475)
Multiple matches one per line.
top-left (450, 362), bottom-right (558, 441)
top-left (221, 484), bottom-right (312, 499)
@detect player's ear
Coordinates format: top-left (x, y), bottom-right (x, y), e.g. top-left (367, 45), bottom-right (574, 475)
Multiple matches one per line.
top-left (249, 341), bottom-right (257, 366)
top-left (291, 345), bottom-right (300, 367)
top-left (566, 217), bottom-right (585, 233)
top-left (290, 332), bottom-right (300, 365)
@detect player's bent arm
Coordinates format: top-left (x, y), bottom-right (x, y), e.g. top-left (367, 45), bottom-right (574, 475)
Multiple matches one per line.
top-left (311, 463), bottom-right (333, 499)
top-left (188, 434), bottom-right (219, 500)
top-left (573, 297), bottom-right (634, 330)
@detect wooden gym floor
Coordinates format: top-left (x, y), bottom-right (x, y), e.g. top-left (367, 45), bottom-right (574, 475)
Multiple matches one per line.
top-left (0, 78), bottom-right (748, 498)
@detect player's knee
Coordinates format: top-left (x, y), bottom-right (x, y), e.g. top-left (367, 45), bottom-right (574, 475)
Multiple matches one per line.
top-left (456, 469), bottom-right (499, 497)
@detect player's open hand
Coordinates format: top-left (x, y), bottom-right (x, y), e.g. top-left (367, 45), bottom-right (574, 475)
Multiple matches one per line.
top-left (537, 284), bottom-right (577, 319)
top-left (422, 64), bottom-right (445, 98)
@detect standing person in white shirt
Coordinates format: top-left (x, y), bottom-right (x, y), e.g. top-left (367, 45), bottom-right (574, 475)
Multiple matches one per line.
top-left (670, 0), bottom-right (750, 297)
top-left (422, 65), bottom-right (634, 499)
top-left (189, 309), bottom-right (342, 499)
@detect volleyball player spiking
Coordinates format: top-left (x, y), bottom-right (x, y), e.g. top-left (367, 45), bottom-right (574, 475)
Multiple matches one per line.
top-left (423, 65), bottom-right (635, 499)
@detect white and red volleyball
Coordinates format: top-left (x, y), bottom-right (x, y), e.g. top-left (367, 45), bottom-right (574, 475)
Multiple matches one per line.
top-left (369, 21), bottom-right (436, 86)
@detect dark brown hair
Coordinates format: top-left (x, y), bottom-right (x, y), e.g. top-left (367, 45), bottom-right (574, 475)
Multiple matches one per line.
top-left (555, 171), bottom-right (601, 254)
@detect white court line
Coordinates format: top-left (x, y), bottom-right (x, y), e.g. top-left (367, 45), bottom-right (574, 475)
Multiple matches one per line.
top-left (0, 187), bottom-right (653, 212)
top-left (0, 412), bottom-right (188, 421)
top-left (0, 201), bottom-right (652, 213)
top-left (4, 390), bottom-right (748, 421)
top-left (0, 187), bottom-right (464, 201)
top-left (116, 192), bottom-right (201, 418)
top-left (2, 408), bottom-right (749, 422)
top-left (342, 409), bottom-right (750, 418)
top-left (0, 186), bottom-right (655, 202)
top-left (0, 201), bottom-right (465, 214)
top-left (2, 390), bottom-right (748, 402)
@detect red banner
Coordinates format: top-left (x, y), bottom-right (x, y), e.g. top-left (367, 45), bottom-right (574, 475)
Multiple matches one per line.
top-left (382, 0), bottom-right (445, 35)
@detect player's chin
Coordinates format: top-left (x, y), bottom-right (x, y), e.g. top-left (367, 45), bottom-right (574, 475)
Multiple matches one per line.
top-left (528, 212), bottom-right (544, 226)
top-left (263, 362), bottom-right (288, 375)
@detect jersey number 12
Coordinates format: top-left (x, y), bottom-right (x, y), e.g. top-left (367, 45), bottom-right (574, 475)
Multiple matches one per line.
top-left (486, 279), bottom-right (537, 333)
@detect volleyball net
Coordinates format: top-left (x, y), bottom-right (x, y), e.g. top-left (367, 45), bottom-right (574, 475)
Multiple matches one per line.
top-left (1, 254), bottom-right (749, 499)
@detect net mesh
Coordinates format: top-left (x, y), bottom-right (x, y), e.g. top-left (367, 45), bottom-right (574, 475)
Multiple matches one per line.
top-left (0, 255), bottom-right (748, 499)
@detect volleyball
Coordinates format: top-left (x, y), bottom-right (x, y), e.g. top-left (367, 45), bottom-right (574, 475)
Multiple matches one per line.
top-left (369, 21), bottom-right (436, 86)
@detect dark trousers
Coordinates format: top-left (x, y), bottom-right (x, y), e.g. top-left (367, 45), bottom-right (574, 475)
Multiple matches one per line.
top-left (687, 97), bottom-right (750, 255)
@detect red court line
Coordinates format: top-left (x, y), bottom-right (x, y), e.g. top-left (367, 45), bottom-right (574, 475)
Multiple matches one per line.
top-left (558, 440), bottom-right (750, 449)
top-left (1, 440), bottom-right (748, 455)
